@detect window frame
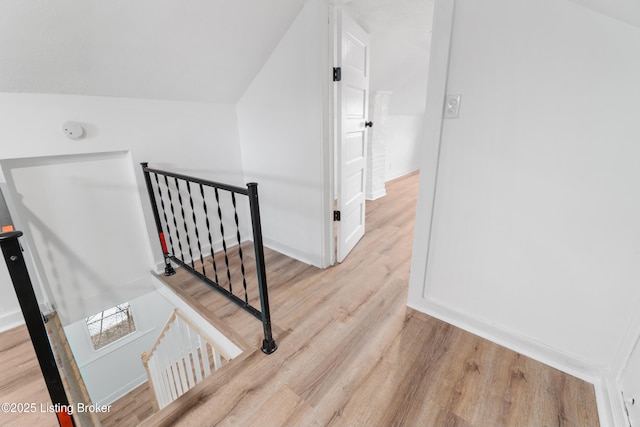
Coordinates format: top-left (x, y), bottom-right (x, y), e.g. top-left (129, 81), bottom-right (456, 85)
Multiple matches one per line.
top-left (84, 301), bottom-right (138, 352)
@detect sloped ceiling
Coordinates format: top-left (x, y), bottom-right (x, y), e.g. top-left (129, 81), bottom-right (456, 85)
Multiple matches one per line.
top-left (0, 0), bottom-right (307, 103)
top-left (1, 0), bottom-right (637, 106)
top-left (568, 0), bottom-right (640, 28)
top-left (345, 0), bottom-right (434, 115)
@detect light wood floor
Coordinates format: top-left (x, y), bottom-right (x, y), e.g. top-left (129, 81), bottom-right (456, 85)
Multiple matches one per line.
top-left (0, 326), bottom-right (58, 427)
top-left (0, 172), bottom-right (600, 426)
top-left (139, 172), bottom-right (600, 427)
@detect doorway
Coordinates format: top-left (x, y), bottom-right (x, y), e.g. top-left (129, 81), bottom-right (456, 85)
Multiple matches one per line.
top-left (328, 0), bottom-right (434, 264)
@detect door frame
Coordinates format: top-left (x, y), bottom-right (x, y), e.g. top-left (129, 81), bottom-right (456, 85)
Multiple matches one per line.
top-left (320, 2), bottom-right (337, 268)
top-left (323, 4), bottom-right (372, 267)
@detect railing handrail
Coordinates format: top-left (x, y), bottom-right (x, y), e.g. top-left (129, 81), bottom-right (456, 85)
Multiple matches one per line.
top-left (142, 309), bottom-right (233, 364)
top-left (142, 309), bottom-right (231, 410)
top-left (142, 165), bottom-right (249, 195)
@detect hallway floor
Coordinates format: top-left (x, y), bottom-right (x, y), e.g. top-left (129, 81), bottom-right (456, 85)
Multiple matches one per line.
top-left (139, 172), bottom-right (600, 427)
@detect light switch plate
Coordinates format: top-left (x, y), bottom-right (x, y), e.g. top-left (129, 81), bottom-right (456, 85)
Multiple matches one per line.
top-left (444, 94), bottom-right (461, 119)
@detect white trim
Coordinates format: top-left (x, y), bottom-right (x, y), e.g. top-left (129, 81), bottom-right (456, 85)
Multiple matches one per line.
top-left (365, 188), bottom-right (386, 201)
top-left (595, 372), bottom-right (630, 427)
top-left (153, 276), bottom-right (243, 359)
top-left (408, 297), bottom-right (599, 381)
top-left (407, 0), bottom-right (456, 303)
top-left (612, 296), bottom-right (640, 387)
top-left (323, 2), bottom-right (338, 268)
top-left (409, 296), bottom-right (627, 427)
top-left (385, 167), bottom-right (420, 183)
top-left (0, 309), bottom-right (24, 333)
top-left (78, 328), bottom-right (157, 366)
top-left (320, 0), bottom-right (335, 270)
top-left (95, 374), bottom-right (147, 407)
top-left (153, 237), bottom-right (251, 274)
top-left (263, 238), bottom-right (323, 268)
top-left (153, 234), bottom-right (326, 271)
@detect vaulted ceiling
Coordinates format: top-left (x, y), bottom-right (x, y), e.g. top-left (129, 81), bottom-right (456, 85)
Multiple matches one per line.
top-left (568, 0), bottom-right (640, 27)
top-left (0, 0), bottom-right (433, 106)
top-left (0, 0), bottom-right (308, 103)
top-left (1, 0), bottom-right (633, 107)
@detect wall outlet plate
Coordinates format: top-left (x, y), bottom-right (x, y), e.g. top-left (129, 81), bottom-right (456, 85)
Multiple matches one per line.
top-left (444, 94), bottom-right (461, 119)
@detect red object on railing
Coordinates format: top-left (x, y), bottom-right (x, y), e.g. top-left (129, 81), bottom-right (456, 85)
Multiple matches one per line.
top-left (57, 411), bottom-right (74, 427)
top-left (159, 232), bottom-right (168, 254)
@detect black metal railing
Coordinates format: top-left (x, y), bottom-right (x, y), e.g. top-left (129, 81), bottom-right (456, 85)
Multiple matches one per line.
top-left (0, 232), bottom-right (76, 427)
top-left (141, 163), bottom-right (276, 354)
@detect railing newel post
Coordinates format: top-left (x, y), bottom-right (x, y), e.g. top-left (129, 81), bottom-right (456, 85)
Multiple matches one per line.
top-left (0, 231), bottom-right (75, 427)
top-left (247, 182), bottom-right (277, 354)
top-left (141, 162), bottom-right (176, 276)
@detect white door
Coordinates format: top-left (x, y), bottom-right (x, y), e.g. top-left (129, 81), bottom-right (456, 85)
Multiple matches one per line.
top-left (621, 337), bottom-right (640, 426)
top-left (335, 8), bottom-right (370, 263)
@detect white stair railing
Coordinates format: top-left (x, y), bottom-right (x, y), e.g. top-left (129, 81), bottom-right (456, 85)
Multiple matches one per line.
top-left (141, 310), bottom-right (232, 410)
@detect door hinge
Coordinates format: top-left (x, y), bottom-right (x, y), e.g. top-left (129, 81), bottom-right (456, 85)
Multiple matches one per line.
top-left (333, 210), bottom-right (341, 221)
top-left (333, 67), bottom-right (341, 82)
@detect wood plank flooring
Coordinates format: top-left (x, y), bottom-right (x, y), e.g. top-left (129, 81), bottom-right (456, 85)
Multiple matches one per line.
top-left (0, 172), bottom-right (600, 426)
top-left (0, 325), bottom-right (58, 427)
top-left (139, 172), bottom-right (600, 427)
top-left (99, 382), bottom-right (155, 427)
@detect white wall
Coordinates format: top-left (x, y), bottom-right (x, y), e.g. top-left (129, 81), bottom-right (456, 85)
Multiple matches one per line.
top-left (410, 0), bottom-right (640, 379)
top-left (237, 0), bottom-right (331, 267)
top-left (365, 18), bottom-right (432, 182)
top-left (0, 93), bottom-right (244, 328)
top-left (0, 255), bottom-right (23, 330)
top-left (2, 152), bottom-right (156, 324)
top-left (0, 0), bottom-right (308, 104)
top-left (64, 290), bottom-right (174, 406)
top-left (385, 115), bottom-right (422, 181)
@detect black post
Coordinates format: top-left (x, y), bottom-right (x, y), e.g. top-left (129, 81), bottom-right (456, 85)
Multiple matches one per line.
top-left (247, 183), bottom-right (277, 354)
top-left (0, 231), bottom-right (75, 427)
top-left (141, 162), bottom-right (175, 276)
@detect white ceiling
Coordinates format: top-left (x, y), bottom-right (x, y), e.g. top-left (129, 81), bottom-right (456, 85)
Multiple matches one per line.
top-left (0, 0), bottom-right (637, 106)
top-left (568, 0), bottom-right (640, 28)
top-left (0, 0), bottom-right (433, 107)
top-left (0, 0), bottom-right (308, 103)
top-left (345, 0), bottom-right (434, 115)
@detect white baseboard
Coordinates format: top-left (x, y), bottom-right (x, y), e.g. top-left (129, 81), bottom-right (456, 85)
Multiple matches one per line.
top-left (97, 375), bottom-right (147, 407)
top-left (407, 297), bottom-right (599, 382)
top-left (385, 167), bottom-right (420, 183)
top-left (262, 238), bottom-right (322, 268)
top-left (153, 237), bottom-right (247, 274)
top-left (0, 309), bottom-right (24, 333)
top-left (366, 188), bottom-right (387, 201)
top-left (594, 372), bottom-right (629, 427)
top-left (408, 297), bottom-right (629, 426)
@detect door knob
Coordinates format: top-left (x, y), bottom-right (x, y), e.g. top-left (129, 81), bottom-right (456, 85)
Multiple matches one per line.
top-left (364, 121), bottom-right (373, 128)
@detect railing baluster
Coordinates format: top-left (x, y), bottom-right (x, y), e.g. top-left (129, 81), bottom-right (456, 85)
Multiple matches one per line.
top-left (153, 174), bottom-right (176, 253)
top-left (200, 184), bottom-right (220, 285)
top-left (186, 182), bottom-right (205, 276)
top-left (231, 193), bottom-right (249, 304)
top-left (175, 178), bottom-right (196, 270)
top-left (214, 188), bottom-right (233, 294)
top-left (155, 174), bottom-right (178, 258)
top-left (164, 175), bottom-right (185, 264)
top-left (200, 335), bottom-right (211, 377)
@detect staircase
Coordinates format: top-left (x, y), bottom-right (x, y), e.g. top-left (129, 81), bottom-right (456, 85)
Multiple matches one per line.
top-left (141, 310), bottom-right (233, 410)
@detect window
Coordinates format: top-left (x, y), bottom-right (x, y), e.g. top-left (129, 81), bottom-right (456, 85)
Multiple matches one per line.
top-left (85, 303), bottom-right (136, 350)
